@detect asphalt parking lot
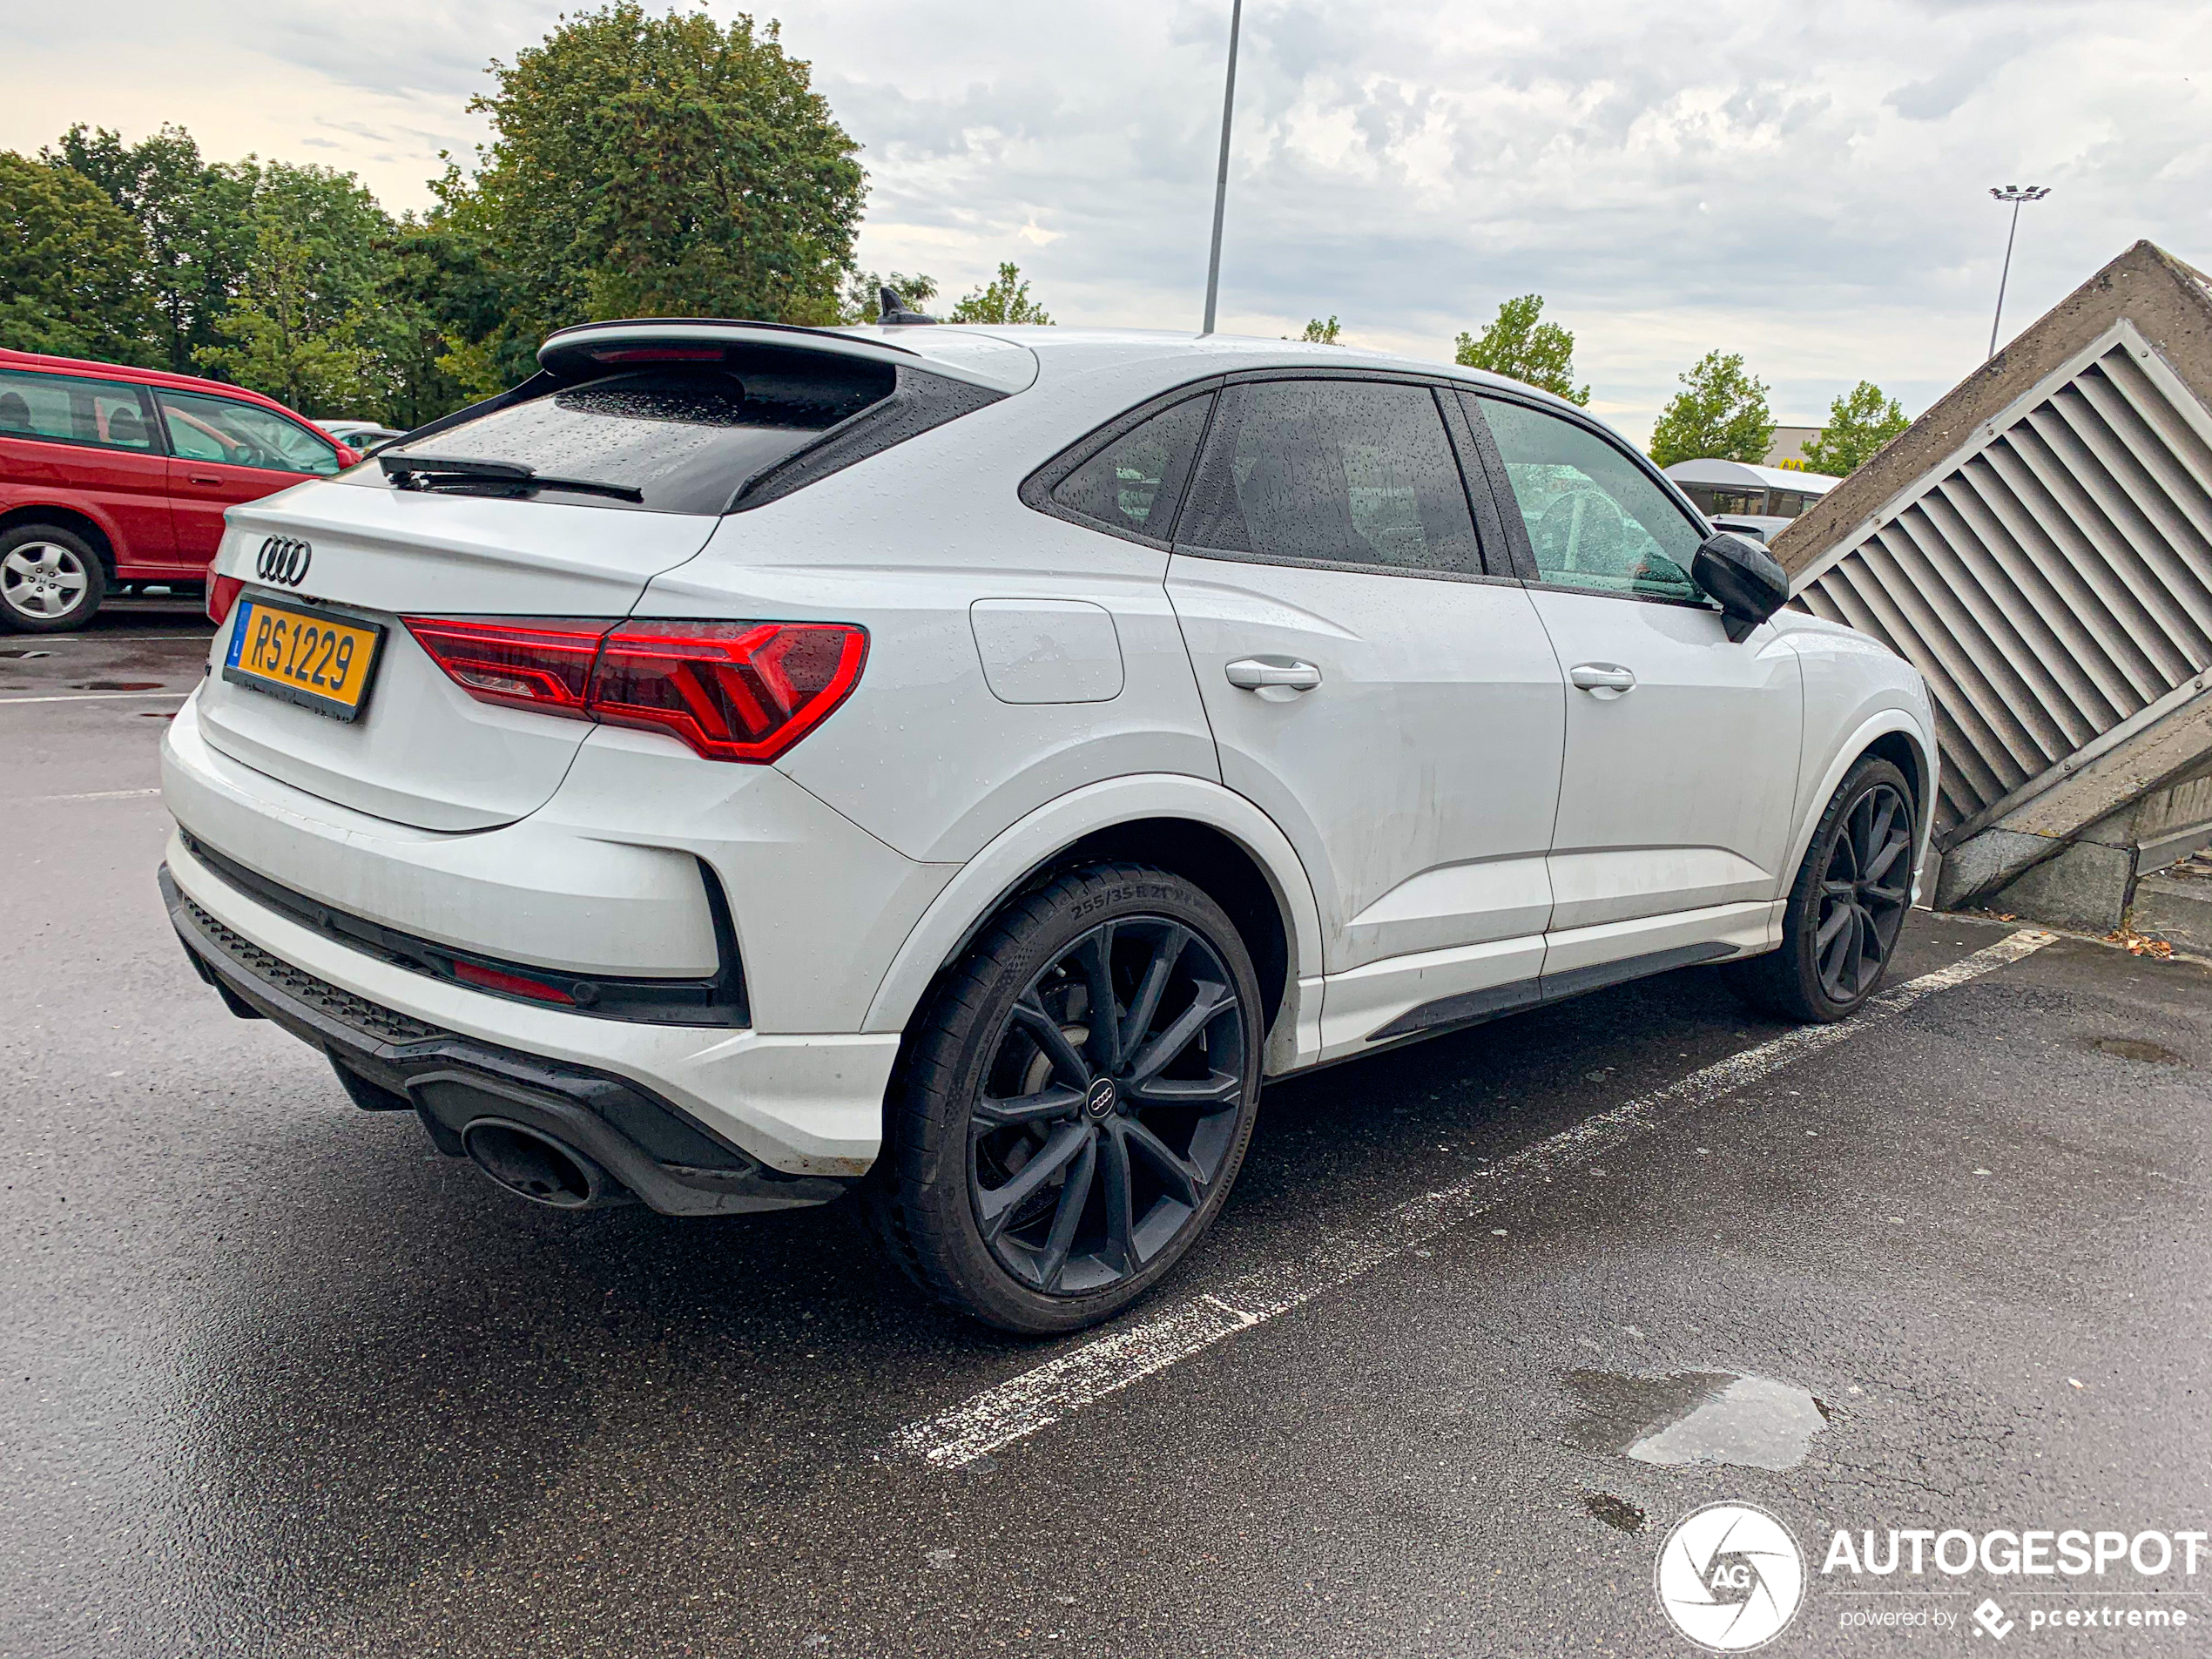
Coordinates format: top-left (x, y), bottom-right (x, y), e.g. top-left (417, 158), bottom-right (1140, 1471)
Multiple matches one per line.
top-left (5, 610), bottom-right (2209, 1657)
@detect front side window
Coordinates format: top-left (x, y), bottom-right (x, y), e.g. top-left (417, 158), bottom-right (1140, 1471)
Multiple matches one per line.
top-left (0, 368), bottom-right (157, 452)
top-left (1178, 380), bottom-right (1482, 577)
top-left (1049, 394), bottom-right (1212, 540)
top-left (157, 390), bottom-right (341, 475)
top-left (1471, 395), bottom-right (1707, 603)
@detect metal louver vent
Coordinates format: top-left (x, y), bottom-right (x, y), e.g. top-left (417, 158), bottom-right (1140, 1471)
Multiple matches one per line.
top-left (1793, 321), bottom-right (2212, 842)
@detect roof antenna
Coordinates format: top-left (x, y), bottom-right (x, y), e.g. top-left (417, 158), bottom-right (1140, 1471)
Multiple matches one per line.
top-left (878, 287), bottom-right (938, 327)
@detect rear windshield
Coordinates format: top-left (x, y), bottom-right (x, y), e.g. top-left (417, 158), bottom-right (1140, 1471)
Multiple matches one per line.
top-left (354, 364), bottom-right (894, 514)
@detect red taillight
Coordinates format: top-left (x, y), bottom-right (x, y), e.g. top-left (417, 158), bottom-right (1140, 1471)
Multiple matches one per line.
top-left (207, 574), bottom-right (245, 627)
top-left (402, 615), bottom-right (867, 762)
top-left (590, 621), bottom-right (868, 762)
top-left (403, 617), bottom-right (615, 718)
top-left (450, 958), bottom-right (577, 1004)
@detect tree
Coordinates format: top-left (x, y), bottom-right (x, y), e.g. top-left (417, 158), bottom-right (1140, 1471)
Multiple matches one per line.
top-left (45, 124), bottom-right (254, 374)
top-left (840, 269), bottom-right (938, 324)
top-left (445, 2), bottom-right (865, 367)
top-left (1648, 350), bottom-right (1775, 468)
top-left (0, 151), bottom-right (156, 363)
top-left (1454, 294), bottom-right (1588, 406)
top-left (948, 262), bottom-right (1053, 325)
top-left (1802, 381), bottom-right (1911, 477)
top-left (194, 162), bottom-right (401, 417)
top-left (1291, 316), bottom-right (1341, 344)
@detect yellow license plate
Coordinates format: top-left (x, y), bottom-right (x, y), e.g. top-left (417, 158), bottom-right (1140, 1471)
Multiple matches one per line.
top-left (222, 596), bottom-right (385, 720)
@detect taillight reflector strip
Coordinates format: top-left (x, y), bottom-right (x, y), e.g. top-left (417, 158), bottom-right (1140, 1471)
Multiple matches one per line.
top-left (401, 615), bottom-right (867, 763)
top-left (450, 957), bottom-right (578, 1004)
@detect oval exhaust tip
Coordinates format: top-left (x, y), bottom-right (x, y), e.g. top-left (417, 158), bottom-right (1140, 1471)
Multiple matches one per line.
top-left (461, 1118), bottom-right (617, 1209)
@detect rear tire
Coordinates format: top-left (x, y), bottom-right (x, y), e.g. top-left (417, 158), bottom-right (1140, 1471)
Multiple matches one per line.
top-left (869, 862), bottom-right (1264, 1335)
top-left (0, 524), bottom-right (105, 632)
top-left (1730, 756), bottom-right (1917, 1022)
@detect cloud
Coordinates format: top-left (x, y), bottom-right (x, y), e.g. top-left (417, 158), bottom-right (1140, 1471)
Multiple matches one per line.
top-left (2, 0), bottom-right (2205, 441)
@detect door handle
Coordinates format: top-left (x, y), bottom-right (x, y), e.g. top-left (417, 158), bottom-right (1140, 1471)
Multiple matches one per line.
top-left (187, 474), bottom-right (221, 485)
top-left (1568, 663), bottom-right (1637, 695)
top-left (1225, 657), bottom-right (1322, 693)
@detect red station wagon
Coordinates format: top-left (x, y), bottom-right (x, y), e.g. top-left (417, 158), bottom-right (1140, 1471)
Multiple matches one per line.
top-left (0, 349), bottom-right (359, 631)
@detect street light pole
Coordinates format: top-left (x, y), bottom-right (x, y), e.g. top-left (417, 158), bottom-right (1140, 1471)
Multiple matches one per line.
top-left (1200, 0), bottom-right (1244, 336)
top-left (1986, 184), bottom-right (2050, 361)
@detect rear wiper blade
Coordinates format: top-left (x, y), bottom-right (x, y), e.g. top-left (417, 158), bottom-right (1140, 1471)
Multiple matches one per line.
top-left (379, 453), bottom-right (644, 503)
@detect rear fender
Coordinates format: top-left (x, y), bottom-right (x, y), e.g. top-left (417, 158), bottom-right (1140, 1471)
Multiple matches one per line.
top-left (861, 774), bottom-right (1325, 1072)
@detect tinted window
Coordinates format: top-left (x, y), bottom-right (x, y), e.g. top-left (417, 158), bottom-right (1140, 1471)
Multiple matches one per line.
top-left (158, 389), bottom-right (340, 475)
top-left (1050, 394), bottom-right (1211, 540)
top-left (369, 366), bottom-right (890, 514)
top-left (1179, 381), bottom-right (1481, 576)
top-left (1471, 395), bottom-right (1706, 602)
top-left (0, 368), bottom-right (157, 452)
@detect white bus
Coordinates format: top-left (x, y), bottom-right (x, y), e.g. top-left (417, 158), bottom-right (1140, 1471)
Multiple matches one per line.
top-left (1662, 457), bottom-right (1839, 544)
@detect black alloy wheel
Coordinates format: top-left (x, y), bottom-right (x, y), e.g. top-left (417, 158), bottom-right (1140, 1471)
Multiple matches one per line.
top-left (1812, 780), bottom-right (1912, 1002)
top-left (871, 862), bottom-right (1263, 1334)
top-left (1730, 754), bottom-right (1919, 1023)
top-left (970, 915), bottom-right (1247, 1296)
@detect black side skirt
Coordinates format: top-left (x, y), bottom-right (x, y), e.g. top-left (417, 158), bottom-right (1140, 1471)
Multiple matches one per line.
top-left (1366, 941), bottom-right (1737, 1045)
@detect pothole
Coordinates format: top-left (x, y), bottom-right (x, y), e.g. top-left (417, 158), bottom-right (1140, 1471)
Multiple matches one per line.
top-left (1581, 1492), bottom-right (1647, 1534)
top-left (77, 680), bottom-right (164, 691)
top-left (1564, 1370), bottom-right (1830, 1471)
top-left (2087, 1036), bottom-right (2185, 1065)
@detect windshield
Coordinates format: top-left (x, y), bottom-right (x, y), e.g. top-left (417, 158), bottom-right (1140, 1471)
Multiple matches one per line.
top-left (356, 366), bottom-right (890, 514)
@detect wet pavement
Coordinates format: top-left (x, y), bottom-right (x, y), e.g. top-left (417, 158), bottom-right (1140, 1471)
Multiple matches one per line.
top-left (4, 608), bottom-right (2209, 1656)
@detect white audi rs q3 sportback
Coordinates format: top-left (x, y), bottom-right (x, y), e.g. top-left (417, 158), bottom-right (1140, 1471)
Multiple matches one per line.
top-left (160, 317), bottom-right (1936, 1332)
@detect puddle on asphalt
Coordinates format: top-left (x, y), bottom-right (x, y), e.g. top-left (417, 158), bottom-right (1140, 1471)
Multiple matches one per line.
top-left (1564, 1370), bottom-right (1830, 1471)
top-left (2087, 1036), bottom-right (2186, 1065)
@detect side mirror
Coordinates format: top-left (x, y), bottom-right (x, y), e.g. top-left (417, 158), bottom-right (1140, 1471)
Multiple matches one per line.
top-left (1692, 532), bottom-right (1790, 643)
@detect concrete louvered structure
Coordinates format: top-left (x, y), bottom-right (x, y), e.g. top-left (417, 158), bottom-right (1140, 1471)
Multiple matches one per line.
top-left (1774, 242), bottom-right (2212, 933)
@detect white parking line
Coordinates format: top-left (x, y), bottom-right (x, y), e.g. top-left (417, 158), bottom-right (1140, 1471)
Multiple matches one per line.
top-left (887, 927), bottom-right (2059, 1470)
top-left (0, 691), bottom-right (191, 705)
top-left (20, 800), bottom-right (162, 813)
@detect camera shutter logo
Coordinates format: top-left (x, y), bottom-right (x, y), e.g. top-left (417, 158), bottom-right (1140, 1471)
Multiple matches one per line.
top-left (255, 536), bottom-right (312, 587)
top-left (1655, 1501), bottom-right (1805, 1651)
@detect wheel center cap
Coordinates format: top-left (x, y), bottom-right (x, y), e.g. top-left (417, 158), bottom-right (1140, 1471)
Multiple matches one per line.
top-left (1083, 1077), bottom-right (1118, 1120)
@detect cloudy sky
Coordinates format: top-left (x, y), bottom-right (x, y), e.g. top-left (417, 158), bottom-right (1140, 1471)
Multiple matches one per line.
top-left (5, 0), bottom-right (2209, 441)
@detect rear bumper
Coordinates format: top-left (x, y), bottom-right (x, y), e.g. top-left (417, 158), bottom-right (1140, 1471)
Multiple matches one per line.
top-left (161, 829), bottom-right (902, 1179)
top-left (164, 866), bottom-right (847, 1214)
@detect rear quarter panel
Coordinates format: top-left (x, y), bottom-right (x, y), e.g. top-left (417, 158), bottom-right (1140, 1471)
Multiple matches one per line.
top-left (635, 354), bottom-right (1229, 864)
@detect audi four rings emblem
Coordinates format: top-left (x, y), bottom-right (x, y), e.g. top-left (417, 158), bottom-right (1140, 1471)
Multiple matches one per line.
top-left (255, 536), bottom-right (312, 586)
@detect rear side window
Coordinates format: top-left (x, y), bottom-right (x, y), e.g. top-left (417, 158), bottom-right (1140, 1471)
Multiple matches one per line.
top-left (0, 368), bottom-right (158, 453)
top-left (1177, 380), bottom-right (1483, 577)
top-left (1049, 395), bottom-right (1212, 540)
top-left (158, 389), bottom-right (340, 475)
top-left (370, 364), bottom-right (896, 515)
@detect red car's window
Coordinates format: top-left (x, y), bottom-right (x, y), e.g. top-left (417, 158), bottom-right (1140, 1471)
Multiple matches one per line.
top-left (156, 388), bottom-right (341, 475)
top-left (0, 368), bottom-right (158, 452)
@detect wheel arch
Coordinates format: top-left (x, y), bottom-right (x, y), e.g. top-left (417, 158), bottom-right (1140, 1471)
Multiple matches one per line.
top-left (0, 503), bottom-right (118, 577)
top-left (1783, 711), bottom-right (1939, 907)
top-left (862, 775), bottom-right (1324, 1073)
